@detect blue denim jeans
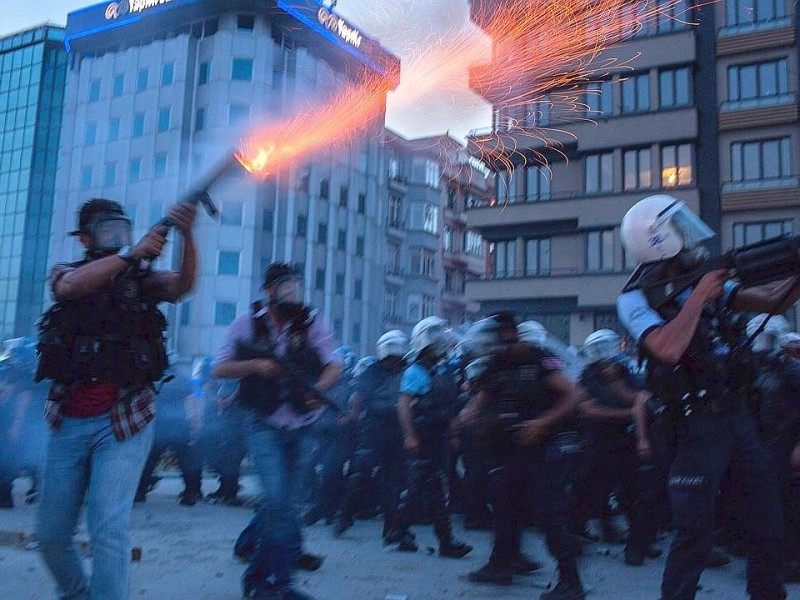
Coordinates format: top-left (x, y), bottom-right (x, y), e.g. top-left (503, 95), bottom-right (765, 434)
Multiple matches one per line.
top-left (243, 421), bottom-right (316, 589)
top-left (37, 414), bottom-right (154, 600)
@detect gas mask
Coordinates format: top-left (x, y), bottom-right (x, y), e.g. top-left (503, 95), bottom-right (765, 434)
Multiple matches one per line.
top-left (85, 213), bottom-right (132, 256)
top-left (268, 276), bottom-right (306, 322)
top-left (675, 245), bottom-right (710, 272)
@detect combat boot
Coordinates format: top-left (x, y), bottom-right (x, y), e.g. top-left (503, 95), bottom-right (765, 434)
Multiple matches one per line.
top-left (438, 538), bottom-right (472, 558)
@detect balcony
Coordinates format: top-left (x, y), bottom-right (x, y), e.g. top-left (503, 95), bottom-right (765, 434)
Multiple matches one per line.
top-left (465, 271), bottom-right (631, 307)
top-left (385, 266), bottom-right (405, 286)
top-left (386, 218), bottom-right (406, 239)
top-left (721, 179), bottom-right (800, 212)
top-left (717, 19), bottom-right (794, 55)
top-left (719, 96), bottom-right (798, 131)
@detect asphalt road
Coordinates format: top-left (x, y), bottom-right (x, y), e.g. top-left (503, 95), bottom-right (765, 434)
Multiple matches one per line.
top-left (1, 475), bottom-right (798, 600)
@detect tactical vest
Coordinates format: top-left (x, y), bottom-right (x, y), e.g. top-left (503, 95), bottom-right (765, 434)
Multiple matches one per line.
top-left (35, 263), bottom-right (168, 388)
top-left (579, 360), bottom-right (634, 440)
top-left (752, 352), bottom-right (800, 442)
top-left (235, 303), bottom-right (323, 415)
top-left (364, 360), bottom-right (404, 421)
top-left (641, 285), bottom-right (749, 410)
top-left (410, 364), bottom-right (459, 436)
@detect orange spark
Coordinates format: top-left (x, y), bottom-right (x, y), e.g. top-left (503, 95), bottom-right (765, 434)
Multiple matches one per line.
top-left (236, 0), bottom-right (698, 177)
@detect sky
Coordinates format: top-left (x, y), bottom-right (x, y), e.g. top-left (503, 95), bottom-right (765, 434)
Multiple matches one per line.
top-left (0, 0), bottom-right (492, 140)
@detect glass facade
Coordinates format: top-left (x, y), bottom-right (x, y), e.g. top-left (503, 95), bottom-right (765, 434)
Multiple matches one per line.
top-left (0, 26), bottom-right (66, 337)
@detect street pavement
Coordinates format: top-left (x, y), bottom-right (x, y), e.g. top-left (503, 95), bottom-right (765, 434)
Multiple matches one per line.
top-left (1, 474), bottom-right (798, 600)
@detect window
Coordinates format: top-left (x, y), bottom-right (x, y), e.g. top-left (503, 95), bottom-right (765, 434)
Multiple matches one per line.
top-left (525, 166), bottom-right (551, 201)
top-left (587, 230), bottom-right (615, 272)
top-left (315, 268), bottom-right (326, 290)
top-left (154, 153), bottom-right (167, 178)
top-left (108, 118), bottom-right (120, 142)
top-left (179, 301), bottom-right (191, 326)
top-left (407, 293), bottom-right (422, 321)
top-left (410, 247), bottom-right (435, 276)
top-left (237, 14), bottom-right (255, 31)
top-left (657, 0), bottom-right (691, 32)
top-left (410, 203), bottom-right (439, 234)
top-left (425, 160), bottom-right (440, 188)
top-left (128, 158), bottom-right (141, 183)
top-left (730, 138), bottom-right (791, 185)
top-left (728, 59), bottom-right (788, 104)
top-left (444, 268), bottom-right (455, 292)
top-left (357, 193), bottom-right (366, 214)
top-left (319, 178), bottom-right (329, 199)
top-left (335, 273), bottom-right (344, 295)
top-left (465, 231), bottom-right (483, 256)
top-left (352, 322), bottom-right (361, 344)
top-left (354, 279), bottom-right (362, 300)
top-left (661, 143), bottom-right (693, 187)
top-left (447, 186), bottom-right (457, 210)
top-left (215, 302), bottom-right (237, 326)
top-left (385, 288), bottom-right (397, 319)
top-left (337, 229), bottom-right (347, 250)
top-left (339, 185), bottom-right (348, 207)
top-left (317, 222), bottom-right (328, 245)
top-left (221, 202), bottom-right (243, 226)
top-left (229, 104), bottom-right (249, 124)
top-left (525, 238), bottom-right (551, 275)
top-left (623, 148), bottom-right (652, 190)
top-left (157, 108), bottom-right (170, 132)
top-left (88, 79), bottom-right (100, 102)
top-left (356, 236), bottom-right (365, 257)
top-left (585, 152), bottom-right (613, 194)
top-left (422, 295), bottom-right (436, 319)
top-left (585, 80), bottom-right (613, 117)
top-left (726, 0), bottom-right (787, 27)
top-left (387, 195), bottom-right (402, 227)
top-left (161, 62), bottom-right (174, 86)
top-left (443, 227), bottom-right (454, 251)
top-left (296, 214), bottom-right (307, 237)
top-left (112, 74), bottom-right (124, 97)
top-left (195, 107), bottom-right (205, 131)
top-left (85, 121), bottom-right (97, 145)
top-left (80, 166), bottom-right (92, 190)
top-left (388, 157), bottom-right (400, 180)
top-left (333, 319), bottom-right (343, 340)
top-left (733, 219), bottom-right (793, 248)
top-left (232, 58), bottom-right (253, 81)
top-left (492, 240), bottom-right (516, 278)
top-left (218, 251), bottom-right (240, 275)
top-left (263, 209), bottom-right (273, 231)
top-left (136, 68), bottom-right (148, 92)
top-left (132, 112), bottom-right (145, 137)
top-left (621, 73), bottom-right (649, 113)
top-left (198, 62), bottom-right (210, 85)
top-left (103, 162), bottom-right (116, 187)
top-left (660, 67), bottom-right (691, 108)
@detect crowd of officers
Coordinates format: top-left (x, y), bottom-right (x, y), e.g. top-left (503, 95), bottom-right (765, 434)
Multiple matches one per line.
top-left (3, 305), bottom-right (798, 600)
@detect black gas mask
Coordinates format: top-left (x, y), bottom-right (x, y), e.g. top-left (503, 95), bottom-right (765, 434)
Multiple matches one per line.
top-left (267, 275), bottom-right (306, 322)
top-left (80, 212), bottom-right (133, 257)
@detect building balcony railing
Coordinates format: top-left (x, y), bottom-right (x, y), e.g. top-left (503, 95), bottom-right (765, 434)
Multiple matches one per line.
top-left (718, 17), bottom-right (791, 38)
top-left (481, 266), bottom-right (633, 280)
top-left (385, 265), bottom-right (404, 277)
top-left (468, 190), bottom-right (582, 209)
top-left (721, 93), bottom-right (796, 112)
top-left (721, 176), bottom-right (799, 194)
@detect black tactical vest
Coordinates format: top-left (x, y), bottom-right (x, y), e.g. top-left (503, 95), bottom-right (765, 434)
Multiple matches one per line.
top-left (35, 263), bottom-right (168, 388)
top-left (410, 364), bottom-right (459, 436)
top-left (364, 360), bottom-right (404, 421)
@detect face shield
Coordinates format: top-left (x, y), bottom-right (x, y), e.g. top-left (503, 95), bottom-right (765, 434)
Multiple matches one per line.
top-left (653, 200), bottom-right (715, 250)
top-left (88, 214), bottom-right (132, 253)
top-left (584, 338), bottom-right (621, 363)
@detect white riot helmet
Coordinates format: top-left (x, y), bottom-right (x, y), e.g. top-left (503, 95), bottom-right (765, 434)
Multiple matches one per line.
top-left (747, 314), bottom-right (791, 352)
top-left (376, 330), bottom-right (409, 360)
top-left (518, 320), bottom-right (548, 347)
top-left (620, 195), bottom-right (715, 265)
top-left (582, 329), bottom-right (622, 363)
top-left (780, 332), bottom-right (800, 350)
top-left (410, 316), bottom-right (449, 358)
top-left (463, 316), bottom-right (509, 359)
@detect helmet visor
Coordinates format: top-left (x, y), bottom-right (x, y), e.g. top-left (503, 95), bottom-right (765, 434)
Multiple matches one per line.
top-left (584, 339), bottom-right (620, 362)
top-left (654, 201), bottom-right (715, 249)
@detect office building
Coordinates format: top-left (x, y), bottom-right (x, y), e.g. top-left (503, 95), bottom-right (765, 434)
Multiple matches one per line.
top-left (0, 25), bottom-right (66, 338)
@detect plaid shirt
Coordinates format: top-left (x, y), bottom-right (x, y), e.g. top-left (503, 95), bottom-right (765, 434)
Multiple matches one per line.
top-left (42, 261), bottom-right (173, 441)
top-left (44, 382), bottom-right (156, 441)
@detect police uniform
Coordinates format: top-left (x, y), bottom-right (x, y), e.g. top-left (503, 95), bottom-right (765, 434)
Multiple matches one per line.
top-left (618, 283), bottom-right (786, 600)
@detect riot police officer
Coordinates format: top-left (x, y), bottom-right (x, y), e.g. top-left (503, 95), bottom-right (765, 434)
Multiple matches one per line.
top-left (389, 316), bottom-right (472, 558)
top-left (617, 194), bottom-right (800, 600)
top-left (35, 197), bottom-right (197, 600)
top-left (461, 314), bottom-right (584, 599)
top-left (334, 331), bottom-right (408, 541)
